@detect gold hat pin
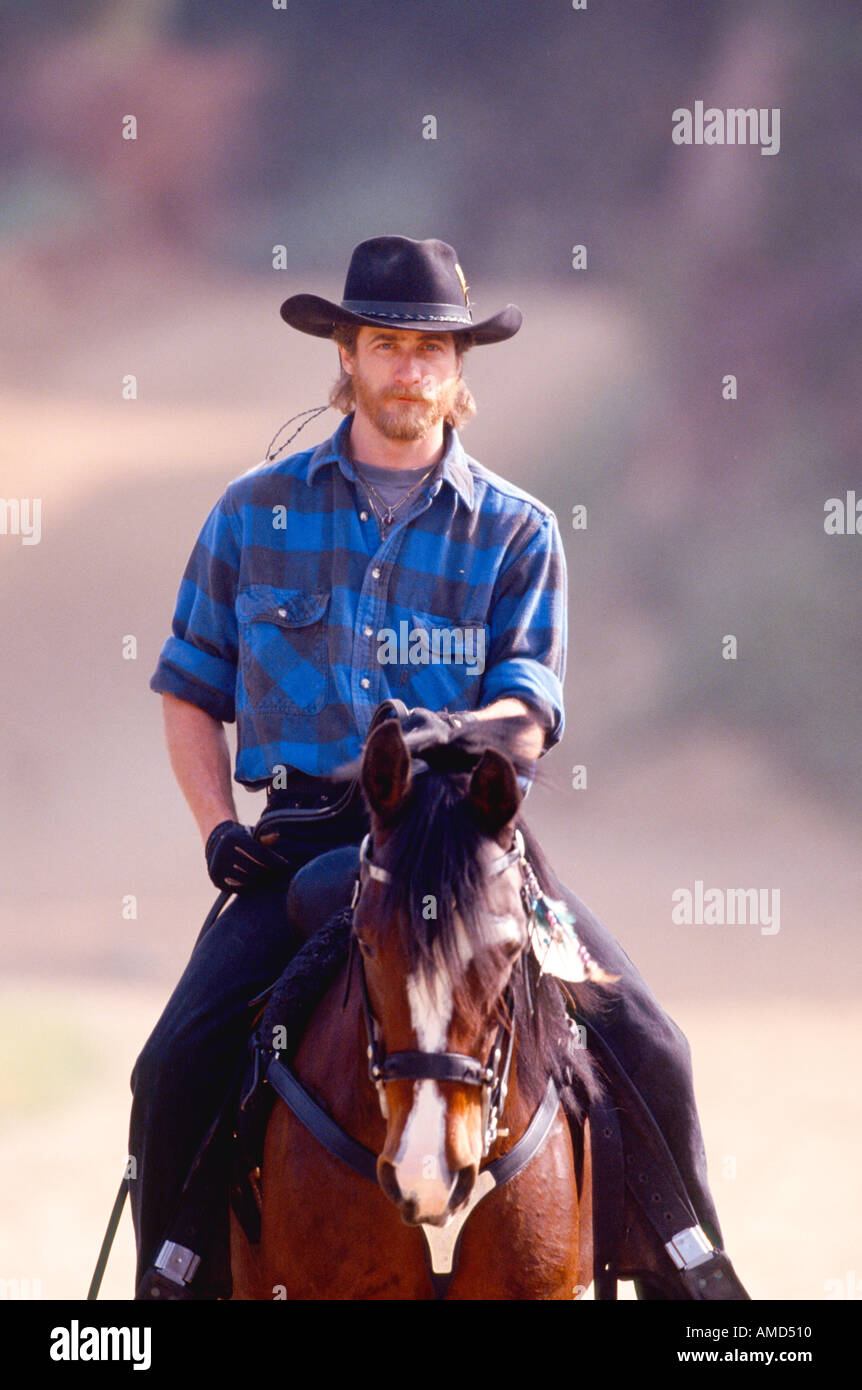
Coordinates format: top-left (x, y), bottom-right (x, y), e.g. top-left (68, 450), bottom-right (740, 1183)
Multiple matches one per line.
top-left (454, 261), bottom-right (470, 305)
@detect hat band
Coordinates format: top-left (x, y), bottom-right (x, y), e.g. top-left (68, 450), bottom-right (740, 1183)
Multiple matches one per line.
top-left (340, 299), bottom-right (473, 325)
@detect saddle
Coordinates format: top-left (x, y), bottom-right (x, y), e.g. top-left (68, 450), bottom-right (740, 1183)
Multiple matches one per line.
top-left (226, 908), bottom-right (749, 1302)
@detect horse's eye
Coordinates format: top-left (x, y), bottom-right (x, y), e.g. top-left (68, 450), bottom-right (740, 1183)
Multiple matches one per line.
top-left (487, 915), bottom-right (524, 964)
top-left (355, 935), bottom-right (374, 959)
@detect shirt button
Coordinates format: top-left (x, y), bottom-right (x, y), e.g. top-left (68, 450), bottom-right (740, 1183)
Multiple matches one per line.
top-left (371, 567), bottom-right (381, 580)
top-left (277, 608), bottom-right (287, 618)
top-left (360, 510), bottom-right (369, 522)
top-left (360, 677), bottom-right (371, 690)
top-left (364, 626), bottom-right (373, 637)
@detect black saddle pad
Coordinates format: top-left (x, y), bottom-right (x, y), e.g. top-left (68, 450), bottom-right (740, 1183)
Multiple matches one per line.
top-left (259, 906), bottom-right (353, 1052)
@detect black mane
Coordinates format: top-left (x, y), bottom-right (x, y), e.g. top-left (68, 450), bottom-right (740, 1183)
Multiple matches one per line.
top-left (369, 718), bottom-right (607, 1116)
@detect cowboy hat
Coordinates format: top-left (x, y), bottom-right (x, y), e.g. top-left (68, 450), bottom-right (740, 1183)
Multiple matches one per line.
top-left (280, 235), bottom-right (522, 346)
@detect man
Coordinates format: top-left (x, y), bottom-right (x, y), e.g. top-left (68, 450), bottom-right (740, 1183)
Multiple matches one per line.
top-left (131, 235), bottom-right (742, 1300)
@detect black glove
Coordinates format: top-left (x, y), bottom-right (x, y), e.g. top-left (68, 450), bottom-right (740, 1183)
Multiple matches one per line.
top-left (205, 820), bottom-right (294, 892)
top-left (400, 706), bottom-right (479, 744)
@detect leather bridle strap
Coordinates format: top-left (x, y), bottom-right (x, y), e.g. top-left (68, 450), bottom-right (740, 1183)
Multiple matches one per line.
top-left (375, 1050), bottom-right (494, 1087)
top-left (265, 1058), bottom-right (558, 1194)
top-left (266, 1055), bottom-right (378, 1182)
top-left (484, 1075), bottom-right (559, 1186)
top-left (357, 828), bottom-right (523, 886)
top-left (265, 1054), bottom-right (560, 1298)
top-left (356, 946), bottom-right (515, 1152)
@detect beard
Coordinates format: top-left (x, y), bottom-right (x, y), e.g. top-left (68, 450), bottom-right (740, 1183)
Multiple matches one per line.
top-left (351, 366), bottom-right (460, 441)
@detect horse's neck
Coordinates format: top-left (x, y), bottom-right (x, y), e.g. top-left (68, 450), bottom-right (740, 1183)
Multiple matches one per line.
top-left (490, 1040), bottom-right (546, 1156)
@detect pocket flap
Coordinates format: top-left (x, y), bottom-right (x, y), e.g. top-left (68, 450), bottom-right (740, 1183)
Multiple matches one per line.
top-left (236, 586), bottom-right (329, 628)
top-left (408, 611), bottom-right (488, 668)
top-left (409, 610), bottom-right (487, 633)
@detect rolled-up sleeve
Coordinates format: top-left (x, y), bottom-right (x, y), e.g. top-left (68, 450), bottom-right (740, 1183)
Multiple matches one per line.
top-left (479, 509), bottom-right (566, 749)
top-left (150, 494), bottom-right (240, 723)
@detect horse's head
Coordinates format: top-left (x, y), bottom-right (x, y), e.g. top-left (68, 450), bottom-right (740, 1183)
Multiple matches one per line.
top-left (355, 717), bottom-right (533, 1227)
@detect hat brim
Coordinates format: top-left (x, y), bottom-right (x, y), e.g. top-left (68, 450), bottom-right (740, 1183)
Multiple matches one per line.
top-left (279, 294), bottom-right (522, 345)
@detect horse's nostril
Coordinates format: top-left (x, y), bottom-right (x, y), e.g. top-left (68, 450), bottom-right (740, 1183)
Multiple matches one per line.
top-left (377, 1158), bottom-right (402, 1208)
top-left (452, 1164), bottom-right (477, 1210)
top-left (400, 1196), bottom-right (420, 1226)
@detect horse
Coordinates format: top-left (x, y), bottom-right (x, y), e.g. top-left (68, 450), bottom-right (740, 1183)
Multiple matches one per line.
top-left (229, 715), bottom-right (611, 1300)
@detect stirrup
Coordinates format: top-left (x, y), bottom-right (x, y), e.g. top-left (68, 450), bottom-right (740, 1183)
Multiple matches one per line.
top-left (673, 1244), bottom-right (750, 1301)
top-left (628, 1228), bottom-right (750, 1301)
top-left (135, 1241), bottom-right (202, 1301)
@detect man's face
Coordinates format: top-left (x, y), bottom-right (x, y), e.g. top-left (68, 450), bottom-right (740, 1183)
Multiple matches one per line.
top-left (339, 326), bottom-right (462, 441)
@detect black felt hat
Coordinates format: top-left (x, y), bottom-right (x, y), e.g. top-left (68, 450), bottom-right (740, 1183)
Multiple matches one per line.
top-left (280, 235), bottom-right (522, 346)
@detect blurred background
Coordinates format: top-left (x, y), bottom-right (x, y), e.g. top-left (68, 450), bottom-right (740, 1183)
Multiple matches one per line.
top-left (1, 0), bottom-right (860, 1301)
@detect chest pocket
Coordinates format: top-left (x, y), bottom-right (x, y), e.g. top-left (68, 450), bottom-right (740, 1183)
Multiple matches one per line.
top-left (237, 586), bottom-right (330, 716)
top-left (396, 609), bottom-right (488, 707)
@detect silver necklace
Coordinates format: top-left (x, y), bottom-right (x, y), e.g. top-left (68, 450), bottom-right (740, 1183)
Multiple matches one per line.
top-left (352, 461), bottom-right (437, 528)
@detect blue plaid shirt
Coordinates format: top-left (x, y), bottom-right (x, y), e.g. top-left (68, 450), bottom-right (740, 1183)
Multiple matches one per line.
top-left (150, 413), bottom-right (566, 787)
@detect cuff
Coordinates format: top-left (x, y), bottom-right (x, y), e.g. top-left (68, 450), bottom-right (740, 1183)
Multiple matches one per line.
top-left (150, 642), bottom-right (236, 724)
top-left (479, 659), bottom-right (564, 750)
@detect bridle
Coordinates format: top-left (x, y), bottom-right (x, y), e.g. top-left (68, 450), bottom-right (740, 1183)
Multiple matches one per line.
top-left (351, 826), bottom-right (533, 1157)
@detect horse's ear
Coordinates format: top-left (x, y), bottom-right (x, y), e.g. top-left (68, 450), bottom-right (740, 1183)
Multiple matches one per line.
top-left (468, 748), bottom-right (522, 835)
top-left (361, 718), bottom-right (412, 822)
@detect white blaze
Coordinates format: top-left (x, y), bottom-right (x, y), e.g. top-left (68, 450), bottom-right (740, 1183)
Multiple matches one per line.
top-left (394, 901), bottom-right (526, 1217)
top-left (396, 964), bottom-right (454, 1212)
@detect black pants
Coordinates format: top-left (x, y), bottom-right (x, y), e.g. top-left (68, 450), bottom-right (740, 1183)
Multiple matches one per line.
top-left (128, 810), bottom-right (365, 1294)
top-left (129, 828), bottom-right (722, 1294)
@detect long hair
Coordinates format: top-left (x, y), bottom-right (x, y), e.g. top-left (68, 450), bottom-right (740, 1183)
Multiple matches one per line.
top-left (329, 324), bottom-right (477, 428)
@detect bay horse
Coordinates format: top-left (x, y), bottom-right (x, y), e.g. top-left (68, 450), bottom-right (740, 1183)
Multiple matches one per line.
top-left (230, 716), bottom-right (610, 1300)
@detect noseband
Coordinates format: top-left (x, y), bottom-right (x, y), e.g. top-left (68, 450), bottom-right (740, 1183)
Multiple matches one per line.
top-left (351, 828), bottom-right (531, 1157)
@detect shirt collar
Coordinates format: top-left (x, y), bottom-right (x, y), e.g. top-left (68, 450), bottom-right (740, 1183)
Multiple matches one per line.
top-left (307, 413), bottom-right (475, 510)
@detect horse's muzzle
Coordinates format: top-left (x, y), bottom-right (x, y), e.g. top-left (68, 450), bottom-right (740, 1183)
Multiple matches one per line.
top-left (377, 1155), bottom-right (478, 1226)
